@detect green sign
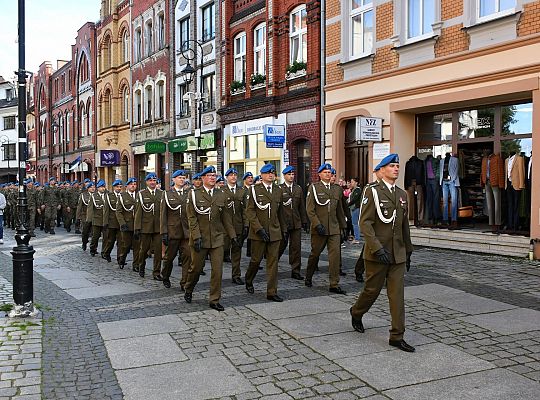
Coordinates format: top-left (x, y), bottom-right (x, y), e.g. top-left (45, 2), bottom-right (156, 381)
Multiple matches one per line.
top-left (145, 141), bottom-right (166, 153)
top-left (200, 132), bottom-right (216, 150)
top-left (168, 138), bottom-right (187, 153)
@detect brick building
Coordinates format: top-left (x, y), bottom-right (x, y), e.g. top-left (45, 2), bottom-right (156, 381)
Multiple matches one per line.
top-left (130, 0), bottom-right (172, 184)
top-left (35, 61), bottom-right (54, 182)
top-left (96, 0), bottom-right (132, 185)
top-left (218, 0), bottom-right (322, 188)
top-left (324, 0), bottom-right (540, 244)
top-left (26, 74), bottom-right (36, 180)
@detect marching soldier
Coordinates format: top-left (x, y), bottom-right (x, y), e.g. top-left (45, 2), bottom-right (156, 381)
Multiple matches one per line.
top-left (245, 164), bottom-right (287, 302)
top-left (192, 173), bottom-right (203, 189)
top-left (62, 181), bottom-right (79, 232)
top-left (77, 182), bottom-right (94, 251)
top-left (102, 179), bottom-right (123, 263)
top-left (184, 166), bottom-right (237, 311)
top-left (40, 177), bottom-right (61, 234)
top-left (35, 182), bottom-right (44, 231)
top-left (87, 179), bottom-right (107, 257)
top-left (116, 177), bottom-right (139, 270)
top-left (133, 173), bottom-right (163, 280)
top-left (278, 166), bottom-right (309, 280)
top-left (305, 163), bottom-right (347, 294)
top-left (241, 172), bottom-right (254, 257)
top-left (223, 167), bottom-right (248, 285)
top-left (160, 170), bottom-right (191, 290)
top-left (350, 154), bottom-right (415, 352)
top-left (75, 179), bottom-right (91, 233)
top-left (26, 180), bottom-right (38, 237)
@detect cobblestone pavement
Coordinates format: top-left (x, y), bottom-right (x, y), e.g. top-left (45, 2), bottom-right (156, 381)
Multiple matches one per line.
top-left (1, 227), bottom-right (540, 399)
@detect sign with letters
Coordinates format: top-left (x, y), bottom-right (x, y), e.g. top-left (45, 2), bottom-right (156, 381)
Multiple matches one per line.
top-left (357, 117), bottom-right (383, 141)
top-left (264, 125), bottom-right (286, 148)
top-left (100, 150), bottom-right (120, 166)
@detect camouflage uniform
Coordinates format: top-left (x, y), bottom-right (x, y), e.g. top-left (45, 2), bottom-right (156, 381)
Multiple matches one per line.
top-left (41, 183), bottom-right (61, 233)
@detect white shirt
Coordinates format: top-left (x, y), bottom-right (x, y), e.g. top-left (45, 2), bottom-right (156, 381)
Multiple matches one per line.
top-left (264, 184), bottom-right (272, 193)
top-left (228, 185), bottom-right (236, 193)
top-left (381, 179), bottom-right (395, 193)
top-left (284, 182), bottom-right (293, 191)
top-left (128, 191), bottom-right (135, 199)
top-left (507, 154), bottom-right (516, 181)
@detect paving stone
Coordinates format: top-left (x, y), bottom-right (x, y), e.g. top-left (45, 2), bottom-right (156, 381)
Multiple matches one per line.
top-left (65, 283), bottom-right (148, 299)
top-left (404, 283), bottom-right (464, 299)
top-left (247, 296), bottom-right (350, 320)
top-left (52, 278), bottom-right (97, 290)
top-left (426, 292), bottom-right (516, 315)
top-left (98, 314), bottom-right (189, 340)
top-left (383, 368), bottom-right (540, 399)
top-left (459, 308), bottom-right (540, 335)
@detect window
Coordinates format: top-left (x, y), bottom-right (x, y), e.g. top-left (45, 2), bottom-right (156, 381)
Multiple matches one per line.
top-left (134, 89), bottom-right (142, 124)
top-left (407, 0), bottom-right (435, 39)
top-left (478, 0), bottom-right (515, 19)
top-left (3, 116), bottom-right (16, 130)
top-left (254, 24), bottom-right (266, 75)
top-left (202, 3), bottom-right (215, 41)
top-left (157, 13), bottom-right (165, 49)
top-left (290, 6), bottom-right (308, 63)
top-left (145, 21), bottom-right (153, 56)
top-left (66, 113), bottom-right (70, 143)
top-left (156, 81), bottom-right (164, 119)
top-left (40, 122), bottom-right (45, 146)
top-left (104, 89), bottom-right (112, 127)
top-left (61, 74), bottom-right (66, 94)
top-left (459, 108), bottom-right (495, 140)
top-left (351, 1), bottom-right (373, 57)
top-left (2, 144), bottom-right (16, 161)
top-left (103, 36), bottom-right (112, 70)
top-left (6, 88), bottom-right (13, 101)
top-left (234, 32), bottom-right (246, 82)
top-left (202, 74), bottom-right (215, 111)
top-left (135, 28), bottom-right (142, 62)
top-left (123, 87), bottom-right (130, 122)
top-left (178, 84), bottom-right (190, 117)
top-left (122, 30), bottom-right (130, 63)
top-left (179, 18), bottom-right (190, 51)
top-left (145, 85), bottom-right (153, 122)
top-left (53, 120), bottom-right (58, 144)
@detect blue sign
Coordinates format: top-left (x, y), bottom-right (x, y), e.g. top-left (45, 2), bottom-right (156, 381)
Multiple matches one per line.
top-left (264, 125), bottom-right (285, 148)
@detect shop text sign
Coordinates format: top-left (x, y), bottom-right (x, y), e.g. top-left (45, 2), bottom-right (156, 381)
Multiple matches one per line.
top-left (264, 125), bottom-right (286, 148)
top-left (145, 141), bottom-right (166, 154)
top-left (357, 117), bottom-right (383, 141)
top-left (100, 150), bottom-right (120, 166)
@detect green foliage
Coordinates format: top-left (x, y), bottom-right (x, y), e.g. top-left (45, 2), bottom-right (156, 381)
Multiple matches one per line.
top-left (0, 303), bottom-right (13, 312)
top-left (230, 80), bottom-right (245, 92)
top-left (286, 60), bottom-right (307, 74)
top-left (249, 73), bottom-right (266, 86)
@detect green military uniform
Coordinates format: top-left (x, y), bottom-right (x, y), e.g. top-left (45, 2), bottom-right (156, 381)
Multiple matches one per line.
top-left (245, 182), bottom-right (287, 297)
top-left (305, 180), bottom-right (347, 289)
top-left (354, 182), bottom-right (377, 281)
top-left (76, 190), bottom-right (92, 250)
top-left (41, 183), bottom-right (61, 233)
top-left (116, 189), bottom-right (139, 269)
top-left (87, 191), bottom-right (106, 256)
top-left (8, 187), bottom-right (18, 229)
top-left (134, 187), bottom-right (163, 278)
top-left (351, 179), bottom-right (414, 342)
top-left (160, 186), bottom-right (191, 288)
top-left (241, 184), bottom-right (252, 258)
top-left (62, 186), bottom-right (79, 232)
top-left (278, 181), bottom-right (308, 277)
top-left (26, 184), bottom-right (38, 236)
top-left (223, 184), bottom-right (248, 282)
top-left (102, 190), bottom-right (121, 262)
top-left (184, 186), bottom-right (236, 305)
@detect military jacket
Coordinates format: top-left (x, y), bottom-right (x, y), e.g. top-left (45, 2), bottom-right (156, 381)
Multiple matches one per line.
top-left (76, 191), bottom-right (91, 221)
top-left (41, 185), bottom-right (60, 207)
top-left (223, 185), bottom-right (248, 235)
top-left (27, 188), bottom-right (37, 209)
top-left (116, 191), bottom-right (137, 231)
top-left (306, 181), bottom-right (347, 235)
top-left (160, 187), bottom-right (189, 240)
top-left (68, 188), bottom-right (80, 209)
top-left (246, 183), bottom-right (287, 242)
top-left (134, 188), bottom-right (162, 234)
top-left (360, 180), bottom-right (414, 264)
top-left (186, 187), bottom-right (235, 248)
top-left (103, 192), bottom-right (121, 229)
top-left (86, 192), bottom-right (106, 227)
top-left (279, 182), bottom-right (308, 230)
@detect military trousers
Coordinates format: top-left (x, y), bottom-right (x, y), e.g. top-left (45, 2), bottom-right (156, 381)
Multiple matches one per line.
top-left (28, 208), bottom-right (36, 233)
top-left (278, 228), bottom-right (302, 275)
top-left (185, 246), bottom-right (224, 304)
top-left (162, 238), bottom-right (191, 287)
top-left (90, 225), bottom-right (104, 254)
top-left (351, 260), bottom-right (406, 341)
top-left (63, 208), bottom-right (75, 230)
top-left (306, 234), bottom-right (341, 288)
top-left (245, 239), bottom-right (280, 297)
top-left (354, 245), bottom-right (366, 278)
top-left (137, 233), bottom-right (162, 278)
top-left (81, 221), bottom-right (92, 246)
top-left (43, 206), bottom-right (57, 231)
top-left (224, 236), bottom-right (243, 279)
top-left (118, 231), bottom-right (139, 266)
top-left (102, 227), bottom-right (120, 259)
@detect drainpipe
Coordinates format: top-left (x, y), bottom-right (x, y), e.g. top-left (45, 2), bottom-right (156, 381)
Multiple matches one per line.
top-left (320, 0), bottom-right (326, 165)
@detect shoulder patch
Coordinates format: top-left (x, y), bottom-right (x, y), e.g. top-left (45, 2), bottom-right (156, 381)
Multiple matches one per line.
top-left (362, 197), bottom-right (368, 204)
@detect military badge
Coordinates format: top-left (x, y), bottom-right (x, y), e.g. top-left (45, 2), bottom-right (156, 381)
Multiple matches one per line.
top-left (362, 197), bottom-right (368, 204)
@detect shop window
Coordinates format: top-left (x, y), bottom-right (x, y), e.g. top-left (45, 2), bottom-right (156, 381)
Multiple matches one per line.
top-left (202, 3), bottom-right (215, 41)
top-left (234, 32), bottom-right (246, 83)
top-left (351, 0), bottom-right (373, 57)
top-left (417, 113), bottom-right (452, 142)
top-left (254, 24), bottom-right (266, 76)
top-left (416, 144), bottom-right (453, 159)
top-left (501, 138), bottom-right (532, 158)
top-left (502, 102), bottom-right (532, 136)
top-left (478, 0), bottom-right (515, 20)
top-left (290, 5), bottom-right (307, 64)
top-left (407, 0), bottom-right (435, 39)
top-left (458, 108), bottom-right (495, 140)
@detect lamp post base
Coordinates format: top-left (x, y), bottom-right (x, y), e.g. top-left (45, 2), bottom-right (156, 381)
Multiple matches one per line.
top-left (8, 302), bottom-right (38, 318)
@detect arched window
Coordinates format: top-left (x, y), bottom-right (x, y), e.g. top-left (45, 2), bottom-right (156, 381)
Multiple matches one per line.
top-left (156, 81), bottom-right (164, 120)
top-left (123, 86), bottom-right (130, 122)
top-left (145, 20), bottom-right (153, 56)
top-left (134, 89), bottom-right (142, 124)
top-left (79, 55), bottom-right (90, 84)
top-left (134, 28), bottom-right (142, 62)
top-left (233, 32), bottom-right (246, 82)
top-left (253, 23), bottom-right (266, 76)
top-left (86, 100), bottom-right (92, 135)
top-left (104, 89), bottom-right (112, 127)
top-left (145, 85), bottom-right (153, 122)
top-left (105, 36), bottom-right (112, 70)
top-left (65, 112), bottom-right (70, 143)
top-left (122, 30), bottom-right (130, 63)
top-left (79, 103), bottom-right (86, 137)
top-left (157, 13), bottom-right (165, 49)
top-left (289, 5), bottom-right (307, 64)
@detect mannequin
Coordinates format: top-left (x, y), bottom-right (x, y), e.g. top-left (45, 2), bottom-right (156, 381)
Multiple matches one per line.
top-left (424, 154), bottom-right (441, 225)
top-left (405, 155), bottom-right (425, 225)
top-left (505, 152), bottom-right (526, 233)
top-left (439, 153), bottom-right (460, 229)
top-left (481, 152), bottom-right (504, 233)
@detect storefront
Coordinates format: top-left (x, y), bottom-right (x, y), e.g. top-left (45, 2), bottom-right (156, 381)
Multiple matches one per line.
top-left (95, 150), bottom-right (125, 186)
top-left (168, 131), bottom-right (219, 176)
top-left (132, 141), bottom-right (166, 184)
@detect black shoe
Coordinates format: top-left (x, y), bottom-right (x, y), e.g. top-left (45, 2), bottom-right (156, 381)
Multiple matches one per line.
top-left (389, 339), bottom-right (416, 353)
top-left (246, 283), bottom-right (254, 294)
top-left (132, 265), bottom-right (139, 272)
top-left (210, 303), bottom-right (225, 311)
top-left (153, 275), bottom-right (163, 281)
top-left (44, 228), bottom-right (49, 233)
top-left (139, 269), bottom-right (145, 278)
top-left (49, 230), bottom-right (55, 235)
top-left (291, 273), bottom-right (304, 280)
top-left (101, 254), bottom-right (112, 262)
top-left (339, 270), bottom-right (347, 276)
top-left (180, 285), bottom-right (185, 292)
top-left (258, 266), bottom-right (263, 270)
top-left (304, 278), bottom-right (313, 287)
top-left (82, 243), bottom-right (87, 251)
top-left (267, 295), bottom-right (283, 302)
top-left (200, 270), bottom-right (206, 276)
top-left (119, 263), bottom-right (125, 270)
top-left (350, 308), bottom-right (365, 333)
top-left (329, 287), bottom-right (347, 295)
top-left (75, 229), bottom-right (81, 234)
top-left (232, 277), bottom-right (244, 285)
top-left (40, 226), bottom-right (44, 231)
top-left (66, 227), bottom-right (71, 232)
top-left (223, 256), bottom-right (231, 263)
top-left (355, 275), bottom-right (364, 283)
top-left (90, 251), bottom-right (96, 257)
top-left (163, 279), bottom-right (171, 288)
top-left (184, 292), bottom-right (192, 303)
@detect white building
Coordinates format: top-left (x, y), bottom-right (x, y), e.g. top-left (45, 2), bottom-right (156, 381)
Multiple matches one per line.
top-left (0, 76), bottom-right (19, 183)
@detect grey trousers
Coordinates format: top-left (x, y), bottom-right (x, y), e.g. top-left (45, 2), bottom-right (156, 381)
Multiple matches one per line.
top-left (485, 183), bottom-right (502, 226)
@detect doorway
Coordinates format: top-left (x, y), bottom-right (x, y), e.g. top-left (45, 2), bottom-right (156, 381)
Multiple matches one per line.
top-left (295, 139), bottom-right (311, 191)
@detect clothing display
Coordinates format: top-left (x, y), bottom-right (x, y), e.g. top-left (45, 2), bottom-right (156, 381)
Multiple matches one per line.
top-left (480, 153), bottom-right (504, 229)
top-left (424, 155), bottom-right (441, 224)
top-left (505, 153), bottom-right (526, 232)
top-left (404, 156), bottom-right (425, 224)
top-left (439, 154), bottom-right (460, 224)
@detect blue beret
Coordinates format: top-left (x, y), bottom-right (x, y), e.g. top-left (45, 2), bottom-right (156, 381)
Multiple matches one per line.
top-left (192, 172), bottom-right (201, 180)
top-left (282, 165), bottom-right (295, 174)
top-left (260, 163), bottom-right (276, 174)
top-left (125, 177), bottom-right (137, 185)
top-left (96, 179), bottom-right (106, 188)
top-left (72, 180), bottom-right (78, 184)
top-left (156, 179), bottom-right (161, 184)
top-left (49, 176), bottom-right (56, 181)
top-left (112, 179), bottom-right (123, 187)
top-left (331, 168), bottom-right (336, 175)
top-left (35, 182), bottom-right (40, 187)
top-left (242, 172), bottom-right (253, 180)
top-left (216, 176), bottom-right (224, 183)
top-left (374, 153), bottom-right (400, 171)
top-left (200, 166), bottom-right (216, 176)
top-left (172, 170), bottom-right (186, 178)
top-left (254, 175), bottom-right (261, 183)
top-left (84, 178), bottom-right (91, 183)
top-left (86, 182), bottom-right (94, 188)
top-left (317, 163), bottom-right (332, 173)
top-left (225, 167), bottom-right (238, 176)
top-left (45, 183), bottom-right (50, 187)
top-left (145, 173), bottom-right (157, 181)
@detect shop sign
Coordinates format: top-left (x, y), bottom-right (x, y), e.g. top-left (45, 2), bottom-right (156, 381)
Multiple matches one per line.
top-left (264, 125), bottom-right (286, 148)
top-left (145, 141), bottom-right (166, 153)
top-left (373, 142), bottom-right (390, 160)
top-left (168, 137), bottom-right (198, 153)
top-left (229, 115), bottom-right (286, 137)
top-left (356, 117), bottom-right (383, 141)
top-left (200, 132), bottom-right (216, 150)
top-left (100, 150), bottom-right (120, 166)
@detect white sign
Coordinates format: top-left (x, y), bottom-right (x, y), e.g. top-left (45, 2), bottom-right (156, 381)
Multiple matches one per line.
top-left (228, 114), bottom-right (286, 137)
top-left (283, 150), bottom-right (289, 164)
top-left (357, 117), bottom-right (383, 141)
top-left (373, 143), bottom-right (390, 160)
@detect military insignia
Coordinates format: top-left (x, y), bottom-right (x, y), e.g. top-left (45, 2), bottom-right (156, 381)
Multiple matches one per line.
top-left (379, 203), bottom-right (384, 207)
top-left (246, 195), bottom-right (250, 200)
top-left (362, 197), bottom-right (368, 204)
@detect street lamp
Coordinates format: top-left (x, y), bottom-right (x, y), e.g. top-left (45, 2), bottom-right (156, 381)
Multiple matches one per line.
top-left (0, 134), bottom-right (11, 183)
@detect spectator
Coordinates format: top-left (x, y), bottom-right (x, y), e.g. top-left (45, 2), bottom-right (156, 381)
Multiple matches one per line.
top-left (348, 177), bottom-right (362, 243)
top-left (0, 190), bottom-right (6, 244)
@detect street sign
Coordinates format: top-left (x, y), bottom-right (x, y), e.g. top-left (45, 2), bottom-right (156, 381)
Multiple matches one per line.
top-left (357, 117), bottom-right (383, 141)
top-left (264, 124), bottom-right (285, 148)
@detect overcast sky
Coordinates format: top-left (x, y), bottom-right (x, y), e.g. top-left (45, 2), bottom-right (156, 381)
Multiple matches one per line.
top-left (0, 0), bottom-right (100, 81)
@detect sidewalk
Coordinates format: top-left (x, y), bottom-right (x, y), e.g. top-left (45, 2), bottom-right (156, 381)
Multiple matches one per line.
top-left (1, 229), bottom-right (540, 399)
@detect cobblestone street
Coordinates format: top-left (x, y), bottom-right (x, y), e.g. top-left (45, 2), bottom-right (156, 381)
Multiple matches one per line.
top-left (1, 229), bottom-right (540, 399)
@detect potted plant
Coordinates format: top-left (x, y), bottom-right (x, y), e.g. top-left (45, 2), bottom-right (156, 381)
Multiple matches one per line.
top-left (249, 73), bottom-right (266, 89)
top-left (230, 80), bottom-right (246, 94)
top-left (286, 60), bottom-right (307, 79)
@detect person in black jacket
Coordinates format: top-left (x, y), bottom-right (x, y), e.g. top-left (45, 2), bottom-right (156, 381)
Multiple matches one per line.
top-left (348, 178), bottom-right (363, 243)
top-left (404, 155), bottom-right (425, 225)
